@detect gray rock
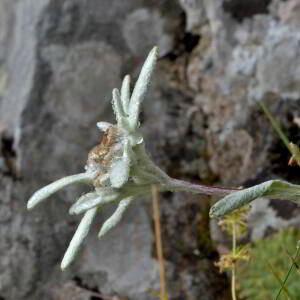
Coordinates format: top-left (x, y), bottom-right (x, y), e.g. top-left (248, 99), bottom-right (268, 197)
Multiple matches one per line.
top-left (2, 0), bottom-right (300, 299)
top-left (1, 0), bottom-right (226, 299)
top-left (123, 8), bottom-right (175, 57)
top-left (179, 0), bottom-right (206, 32)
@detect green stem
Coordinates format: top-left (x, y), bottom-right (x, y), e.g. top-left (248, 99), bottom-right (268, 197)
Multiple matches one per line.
top-left (258, 101), bottom-right (290, 149)
top-left (275, 245), bottom-right (300, 300)
top-left (258, 101), bottom-right (300, 166)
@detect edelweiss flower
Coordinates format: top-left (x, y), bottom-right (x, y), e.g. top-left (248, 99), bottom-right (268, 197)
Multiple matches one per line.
top-left (28, 47), bottom-right (233, 270)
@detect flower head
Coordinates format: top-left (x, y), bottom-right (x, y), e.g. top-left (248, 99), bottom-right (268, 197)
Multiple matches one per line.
top-left (27, 46), bottom-right (234, 270)
top-left (27, 47), bottom-right (170, 270)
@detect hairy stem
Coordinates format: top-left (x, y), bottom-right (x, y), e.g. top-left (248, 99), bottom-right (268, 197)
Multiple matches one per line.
top-left (27, 172), bottom-right (95, 210)
top-left (166, 178), bottom-right (238, 196)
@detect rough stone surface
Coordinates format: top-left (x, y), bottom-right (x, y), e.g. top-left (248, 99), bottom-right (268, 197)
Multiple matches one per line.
top-left (2, 0), bottom-right (300, 299)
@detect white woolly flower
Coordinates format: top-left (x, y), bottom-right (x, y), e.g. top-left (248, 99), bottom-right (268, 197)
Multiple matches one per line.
top-left (27, 46), bottom-right (234, 270)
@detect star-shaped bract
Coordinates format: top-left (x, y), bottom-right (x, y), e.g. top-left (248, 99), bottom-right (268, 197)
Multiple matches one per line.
top-left (27, 46), bottom-right (236, 270)
top-left (27, 47), bottom-right (161, 270)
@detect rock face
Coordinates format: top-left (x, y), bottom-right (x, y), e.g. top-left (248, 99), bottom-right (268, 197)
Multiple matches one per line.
top-left (1, 0), bottom-right (300, 299)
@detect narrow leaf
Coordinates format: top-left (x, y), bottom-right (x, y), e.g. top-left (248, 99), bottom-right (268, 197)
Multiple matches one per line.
top-left (128, 46), bottom-right (159, 129)
top-left (69, 192), bottom-right (98, 214)
top-left (266, 260), bottom-right (293, 300)
top-left (112, 88), bottom-right (125, 124)
top-left (98, 197), bottom-right (133, 238)
top-left (121, 74), bottom-right (131, 114)
top-left (27, 172), bottom-right (95, 210)
top-left (96, 121), bottom-right (113, 132)
top-left (69, 190), bottom-right (119, 215)
top-left (109, 158), bottom-right (130, 188)
top-left (276, 246), bottom-right (300, 299)
top-left (109, 141), bottom-right (131, 188)
top-left (210, 180), bottom-right (300, 218)
top-left (61, 207), bottom-right (98, 270)
top-left (259, 101), bottom-right (300, 167)
top-left (258, 101), bottom-right (290, 149)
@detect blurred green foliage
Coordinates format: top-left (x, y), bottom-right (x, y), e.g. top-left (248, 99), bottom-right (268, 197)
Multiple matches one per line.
top-left (237, 228), bottom-right (300, 300)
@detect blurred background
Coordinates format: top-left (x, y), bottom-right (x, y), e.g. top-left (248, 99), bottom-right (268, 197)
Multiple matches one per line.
top-left (1, 0), bottom-right (300, 299)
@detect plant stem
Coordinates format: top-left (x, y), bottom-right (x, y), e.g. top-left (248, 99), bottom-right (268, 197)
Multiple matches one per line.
top-left (167, 178), bottom-right (238, 196)
top-left (258, 101), bottom-right (300, 166)
top-left (275, 245), bottom-right (300, 300)
top-left (232, 222), bottom-right (237, 300)
top-left (152, 185), bottom-right (167, 300)
top-left (258, 101), bottom-right (290, 149)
